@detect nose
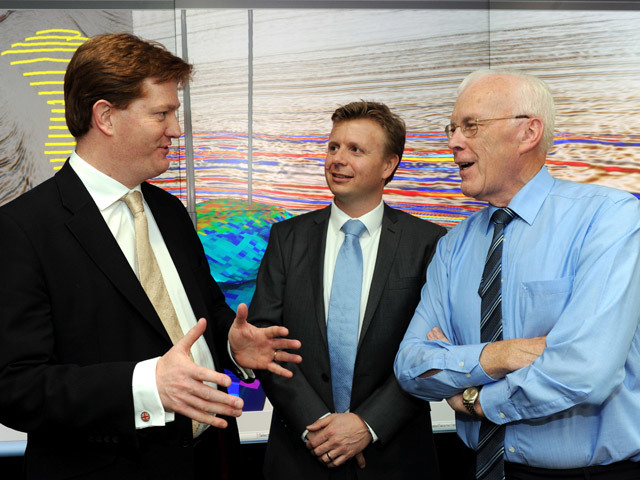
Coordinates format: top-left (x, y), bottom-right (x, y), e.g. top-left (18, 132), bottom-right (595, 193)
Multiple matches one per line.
top-left (328, 147), bottom-right (347, 167)
top-left (447, 127), bottom-right (465, 152)
top-left (166, 111), bottom-right (182, 139)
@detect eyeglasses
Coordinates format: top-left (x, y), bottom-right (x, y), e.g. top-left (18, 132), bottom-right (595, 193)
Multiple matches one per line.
top-left (445, 115), bottom-right (530, 139)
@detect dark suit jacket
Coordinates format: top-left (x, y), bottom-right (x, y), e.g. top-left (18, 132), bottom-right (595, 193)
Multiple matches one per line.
top-left (249, 204), bottom-right (446, 480)
top-left (0, 162), bottom-right (240, 479)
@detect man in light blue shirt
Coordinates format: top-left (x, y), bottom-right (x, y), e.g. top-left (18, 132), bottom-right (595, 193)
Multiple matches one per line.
top-left (394, 69), bottom-right (640, 479)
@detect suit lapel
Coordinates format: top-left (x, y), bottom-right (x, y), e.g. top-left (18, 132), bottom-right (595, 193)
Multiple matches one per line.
top-left (57, 163), bottom-right (171, 344)
top-left (142, 183), bottom-right (207, 317)
top-left (359, 204), bottom-right (399, 347)
top-left (142, 184), bottom-right (215, 345)
top-left (309, 207), bottom-right (331, 346)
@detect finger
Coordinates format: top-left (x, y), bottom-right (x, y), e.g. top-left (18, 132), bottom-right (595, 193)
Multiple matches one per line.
top-left (182, 407), bottom-right (230, 429)
top-left (306, 433), bottom-right (327, 451)
top-left (260, 326), bottom-right (303, 351)
top-left (267, 363), bottom-right (294, 379)
top-left (271, 338), bottom-right (303, 354)
top-left (270, 350), bottom-right (302, 364)
top-left (356, 452), bottom-right (366, 469)
top-left (192, 383), bottom-right (244, 411)
top-left (328, 451), bottom-right (346, 468)
top-left (169, 378), bottom-right (244, 412)
top-left (188, 395), bottom-right (243, 419)
top-left (427, 327), bottom-right (443, 340)
top-left (177, 317), bottom-right (207, 352)
top-left (191, 365), bottom-right (234, 389)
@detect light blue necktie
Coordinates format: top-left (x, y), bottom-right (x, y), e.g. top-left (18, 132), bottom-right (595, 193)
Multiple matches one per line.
top-left (327, 219), bottom-right (367, 413)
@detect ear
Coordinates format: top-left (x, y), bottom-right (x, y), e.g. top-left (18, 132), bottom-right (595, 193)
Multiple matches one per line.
top-left (91, 99), bottom-right (115, 136)
top-left (382, 154), bottom-right (400, 182)
top-left (518, 117), bottom-right (544, 154)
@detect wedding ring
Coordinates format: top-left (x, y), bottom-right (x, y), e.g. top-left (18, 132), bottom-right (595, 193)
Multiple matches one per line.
top-left (326, 452), bottom-right (332, 462)
top-left (273, 350), bottom-right (278, 361)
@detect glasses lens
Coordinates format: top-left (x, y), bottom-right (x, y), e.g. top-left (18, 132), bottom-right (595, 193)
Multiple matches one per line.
top-left (464, 123), bottom-right (478, 138)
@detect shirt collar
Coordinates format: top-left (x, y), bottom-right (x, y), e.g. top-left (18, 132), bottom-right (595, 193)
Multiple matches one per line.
top-left (507, 166), bottom-right (553, 226)
top-left (485, 165), bottom-right (553, 230)
top-left (69, 152), bottom-right (141, 211)
top-left (329, 199), bottom-right (384, 237)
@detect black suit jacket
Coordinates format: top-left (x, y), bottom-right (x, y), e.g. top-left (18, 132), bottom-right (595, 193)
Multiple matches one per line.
top-left (249, 204), bottom-right (446, 480)
top-left (0, 162), bottom-right (239, 479)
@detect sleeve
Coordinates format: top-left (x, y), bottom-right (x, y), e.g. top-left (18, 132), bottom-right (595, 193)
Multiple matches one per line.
top-left (132, 357), bottom-right (175, 428)
top-left (394, 232), bottom-right (495, 402)
top-left (0, 210), bottom-right (137, 436)
top-left (481, 196), bottom-right (640, 425)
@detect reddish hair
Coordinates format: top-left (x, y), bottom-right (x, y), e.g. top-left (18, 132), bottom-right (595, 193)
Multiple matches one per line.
top-left (64, 32), bottom-right (193, 138)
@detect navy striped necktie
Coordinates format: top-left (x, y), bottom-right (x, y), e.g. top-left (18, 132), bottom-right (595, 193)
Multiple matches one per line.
top-left (476, 207), bottom-right (515, 480)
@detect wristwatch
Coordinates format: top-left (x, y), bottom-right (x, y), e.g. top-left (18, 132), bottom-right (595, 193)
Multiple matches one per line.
top-left (462, 386), bottom-right (481, 417)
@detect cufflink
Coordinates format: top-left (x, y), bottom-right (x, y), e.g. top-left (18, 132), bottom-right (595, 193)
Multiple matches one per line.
top-left (140, 411), bottom-right (151, 422)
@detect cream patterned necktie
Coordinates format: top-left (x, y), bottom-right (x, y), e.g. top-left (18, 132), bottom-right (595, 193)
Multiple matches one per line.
top-left (122, 191), bottom-right (184, 344)
top-left (122, 191), bottom-right (200, 436)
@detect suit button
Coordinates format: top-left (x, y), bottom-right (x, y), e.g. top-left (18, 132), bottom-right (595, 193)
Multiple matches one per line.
top-left (321, 373), bottom-right (329, 382)
top-left (181, 437), bottom-right (192, 448)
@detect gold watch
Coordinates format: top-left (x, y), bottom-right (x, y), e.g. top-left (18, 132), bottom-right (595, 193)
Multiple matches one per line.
top-left (462, 386), bottom-right (480, 417)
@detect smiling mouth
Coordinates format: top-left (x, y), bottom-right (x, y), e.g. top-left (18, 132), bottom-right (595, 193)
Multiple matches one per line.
top-left (331, 172), bottom-right (353, 179)
top-left (459, 162), bottom-right (473, 170)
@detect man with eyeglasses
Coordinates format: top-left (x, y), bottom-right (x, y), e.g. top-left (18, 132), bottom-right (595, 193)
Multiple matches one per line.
top-left (395, 69), bottom-right (640, 480)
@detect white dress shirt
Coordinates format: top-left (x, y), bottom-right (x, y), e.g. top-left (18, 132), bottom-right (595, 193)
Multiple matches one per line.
top-left (69, 152), bottom-right (215, 434)
top-left (323, 200), bottom-right (384, 333)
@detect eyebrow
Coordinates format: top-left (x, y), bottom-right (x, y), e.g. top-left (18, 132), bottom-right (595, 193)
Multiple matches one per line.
top-left (155, 102), bottom-right (181, 111)
top-left (453, 116), bottom-right (476, 124)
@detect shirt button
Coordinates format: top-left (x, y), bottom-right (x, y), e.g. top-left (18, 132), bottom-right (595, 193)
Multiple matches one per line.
top-left (465, 373), bottom-right (471, 378)
top-left (140, 411), bottom-right (151, 422)
top-left (459, 361), bottom-right (464, 367)
top-left (508, 446), bottom-right (515, 453)
top-left (499, 412), bottom-right (505, 419)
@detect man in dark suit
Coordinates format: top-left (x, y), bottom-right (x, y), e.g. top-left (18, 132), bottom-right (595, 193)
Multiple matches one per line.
top-left (0, 32), bottom-right (300, 479)
top-left (249, 101), bottom-right (446, 479)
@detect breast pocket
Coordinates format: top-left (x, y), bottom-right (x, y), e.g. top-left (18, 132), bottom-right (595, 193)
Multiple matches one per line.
top-left (519, 276), bottom-right (574, 337)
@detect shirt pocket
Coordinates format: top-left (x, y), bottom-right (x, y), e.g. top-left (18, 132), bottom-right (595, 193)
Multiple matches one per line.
top-left (519, 276), bottom-right (574, 337)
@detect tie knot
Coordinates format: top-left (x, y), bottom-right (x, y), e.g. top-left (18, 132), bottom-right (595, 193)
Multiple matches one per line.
top-left (491, 207), bottom-right (515, 226)
top-left (122, 191), bottom-right (145, 216)
top-left (342, 219), bottom-right (366, 238)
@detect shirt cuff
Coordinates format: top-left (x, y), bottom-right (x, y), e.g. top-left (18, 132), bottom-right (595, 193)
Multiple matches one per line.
top-left (361, 418), bottom-right (379, 443)
top-left (132, 357), bottom-right (175, 429)
top-left (227, 341), bottom-right (255, 381)
top-left (479, 378), bottom-right (519, 425)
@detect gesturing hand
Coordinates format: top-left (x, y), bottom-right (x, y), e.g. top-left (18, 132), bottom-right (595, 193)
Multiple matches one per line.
top-left (229, 303), bottom-right (302, 378)
top-left (156, 318), bottom-right (243, 428)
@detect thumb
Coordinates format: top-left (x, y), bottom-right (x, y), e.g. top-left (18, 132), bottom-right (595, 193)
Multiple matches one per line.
top-left (178, 317), bottom-right (207, 352)
top-left (234, 303), bottom-right (249, 327)
top-left (356, 452), bottom-right (366, 469)
top-left (306, 415), bottom-right (329, 432)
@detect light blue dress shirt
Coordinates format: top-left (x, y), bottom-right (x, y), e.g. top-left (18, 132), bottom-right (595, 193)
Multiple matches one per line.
top-left (394, 166), bottom-right (640, 468)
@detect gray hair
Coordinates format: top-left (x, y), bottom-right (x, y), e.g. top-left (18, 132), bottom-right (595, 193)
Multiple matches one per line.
top-left (458, 69), bottom-right (555, 152)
